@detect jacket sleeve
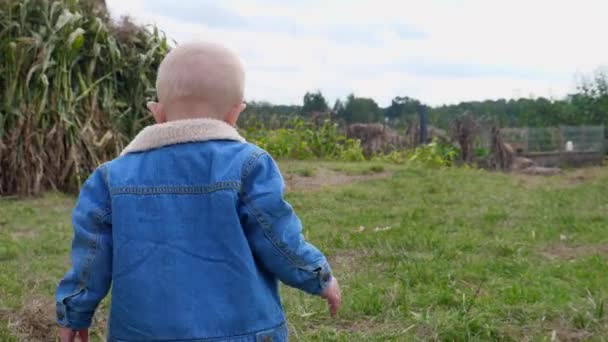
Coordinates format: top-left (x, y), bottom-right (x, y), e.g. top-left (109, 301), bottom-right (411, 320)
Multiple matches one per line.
top-left (239, 152), bottom-right (332, 295)
top-left (56, 165), bottom-right (112, 329)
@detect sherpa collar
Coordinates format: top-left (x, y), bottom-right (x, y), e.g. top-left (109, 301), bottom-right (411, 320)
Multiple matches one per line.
top-left (121, 118), bottom-right (246, 155)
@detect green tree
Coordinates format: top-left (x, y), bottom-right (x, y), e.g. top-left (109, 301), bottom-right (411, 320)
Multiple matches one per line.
top-left (302, 91), bottom-right (329, 114)
top-left (338, 94), bottom-right (382, 124)
top-left (332, 99), bottom-right (344, 115)
top-left (385, 96), bottom-right (427, 123)
top-left (570, 70), bottom-right (608, 126)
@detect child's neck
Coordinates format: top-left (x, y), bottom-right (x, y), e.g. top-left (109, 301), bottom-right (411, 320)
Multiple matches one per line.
top-left (165, 102), bottom-right (224, 122)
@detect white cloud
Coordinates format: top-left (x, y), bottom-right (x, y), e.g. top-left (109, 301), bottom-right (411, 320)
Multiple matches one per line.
top-left (106, 0), bottom-right (608, 106)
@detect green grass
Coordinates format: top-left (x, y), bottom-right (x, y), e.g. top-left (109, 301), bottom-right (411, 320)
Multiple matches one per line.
top-left (2, 164), bottom-right (608, 341)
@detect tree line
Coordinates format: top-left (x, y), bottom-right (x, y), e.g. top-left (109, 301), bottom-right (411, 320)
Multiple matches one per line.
top-left (244, 70), bottom-right (608, 130)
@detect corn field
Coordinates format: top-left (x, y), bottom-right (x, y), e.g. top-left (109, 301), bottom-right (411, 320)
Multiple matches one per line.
top-left (0, 0), bottom-right (168, 195)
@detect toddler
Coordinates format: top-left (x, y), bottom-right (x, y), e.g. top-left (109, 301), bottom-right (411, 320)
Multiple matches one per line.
top-left (56, 42), bottom-right (340, 342)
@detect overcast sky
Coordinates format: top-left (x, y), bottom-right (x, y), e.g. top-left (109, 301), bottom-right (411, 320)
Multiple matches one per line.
top-left (106, 0), bottom-right (608, 107)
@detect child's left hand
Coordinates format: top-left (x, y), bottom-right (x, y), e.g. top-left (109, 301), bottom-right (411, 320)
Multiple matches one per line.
top-left (58, 327), bottom-right (88, 342)
top-left (321, 277), bottom-right (342, 318)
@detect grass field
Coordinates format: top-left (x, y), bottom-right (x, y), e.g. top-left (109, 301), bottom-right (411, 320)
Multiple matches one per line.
top-left (1, 162), bottom-right (608, 341)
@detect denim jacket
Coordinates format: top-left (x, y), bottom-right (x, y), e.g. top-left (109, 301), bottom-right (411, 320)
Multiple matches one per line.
top-left (56, 118), bottom-right (332, 342)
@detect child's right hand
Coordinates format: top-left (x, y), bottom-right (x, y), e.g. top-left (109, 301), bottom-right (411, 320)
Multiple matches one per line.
top-left (58, 327), bottom-right (88, 342)
top-left (321, 277), bottom-right (342, 318)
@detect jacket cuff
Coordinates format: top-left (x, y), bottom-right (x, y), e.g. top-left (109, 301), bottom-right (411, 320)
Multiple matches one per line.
top-left (303, 262), bottom-right (332, 296)
top-left (56, 302), bottom-right (93, 329)
top-left (319, 263), bottom-right (333, 290)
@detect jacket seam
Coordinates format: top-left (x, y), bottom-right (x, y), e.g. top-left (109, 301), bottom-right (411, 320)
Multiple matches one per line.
top-left (240, 149), bottom-right (266, 183)
top-left (98, 163), bottom-right (112, 221)
top-left (239, 149), bottom-right (314, 270)
top-left (60, 167), bottom-right (111, 326)
top-left (241, 193), bottom-right (307, 269)
top-left (76, 215), bottom-right (100, 290)
top-left (77, 167), bottom-right (112, 289)
top-left (110, 181), bottom-right (241, 195)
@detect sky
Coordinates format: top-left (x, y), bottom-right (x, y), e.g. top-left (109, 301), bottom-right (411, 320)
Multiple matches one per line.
top-left (106, 0), bottom-right (608, 107)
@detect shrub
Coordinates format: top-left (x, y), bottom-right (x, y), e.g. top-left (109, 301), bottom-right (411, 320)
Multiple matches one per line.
top-left (408, 139), bottom-right (460, 168)
top-left (242, 119), bottom-right (365, 161)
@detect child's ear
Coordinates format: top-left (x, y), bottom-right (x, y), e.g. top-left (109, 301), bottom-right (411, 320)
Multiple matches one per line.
top-left (147, 101), bottom-right (166, 123)
top-left (225, 102), bottom-right (246, 127)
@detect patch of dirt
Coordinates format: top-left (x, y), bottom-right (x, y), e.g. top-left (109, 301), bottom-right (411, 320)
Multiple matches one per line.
top-left (326, 249), bottom-right (392, 283)
top-left (284, 168), bottom-right (391, 192)
top-left (502, 313), bottom-right (599, 342)
top-left (547, 317), bottom-right (594, 342)
top-left (505, 324), bottom-right (593, 342)
top-left (564, 167), bottom-right (607, 185)
top-left (327, 249), bottom-right (372, 272)
top-left (1, 296), bottom-right (109, 342)
top-left (519, 166), bottom-right (562, 176)
top-left (10, 228), bottom-right (36, 240)
top-left (3, 296), bottom-right (56, 342)
top-left (514, 166), bottom-right (608, 189)
top-left (550, 328), bottom-right (593, 342)
top-left (294, 318), bottom-right (411, 339)
top-left (337, 320), bottom-right (412, 335)
top-left (540, 243), bottom-right (608, 261)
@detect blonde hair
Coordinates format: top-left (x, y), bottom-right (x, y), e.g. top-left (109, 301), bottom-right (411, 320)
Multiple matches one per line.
top-left (156, 42), bottom-right (245, 119)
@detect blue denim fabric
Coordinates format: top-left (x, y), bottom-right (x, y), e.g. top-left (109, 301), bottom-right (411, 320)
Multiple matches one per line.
top-left (56, 140), bottom-right (332, 341)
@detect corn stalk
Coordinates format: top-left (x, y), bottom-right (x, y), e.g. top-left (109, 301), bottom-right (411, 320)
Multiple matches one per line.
top-left (0, 0), bottom-right (169, 195)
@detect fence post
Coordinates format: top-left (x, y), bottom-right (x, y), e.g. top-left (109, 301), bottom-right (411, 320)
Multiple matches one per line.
top-left (602, 125), bottom-right (606, 154)
top-left (558, 125), bottom-right (565, 167)
top-left (419, 109), bottom-right (428, 145)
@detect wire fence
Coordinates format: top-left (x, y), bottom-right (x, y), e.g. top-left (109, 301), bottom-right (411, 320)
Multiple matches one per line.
top-left (500, 126), bottom-right (605, 154)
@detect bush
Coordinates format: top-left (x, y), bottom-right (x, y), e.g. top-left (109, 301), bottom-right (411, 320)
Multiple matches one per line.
top-left (408, 139), bottom-right (460, 168)
top-left (242, 119), bottom-right (365, 161)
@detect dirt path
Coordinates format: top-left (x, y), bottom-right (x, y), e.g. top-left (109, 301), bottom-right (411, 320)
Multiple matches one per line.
top-left (284, 168), bottom-right (392, 192)
top-left (513, 166), bottom-right (608, 189)
top-left (540, 243), bottom-right (608, 261)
